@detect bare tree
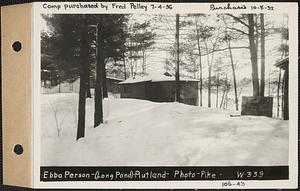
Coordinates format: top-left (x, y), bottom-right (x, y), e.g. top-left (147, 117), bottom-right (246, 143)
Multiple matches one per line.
top-left (203, 26), bottom-right (219, 107)
top-left (175, 14), bottom-right (181, 102)
top-left (260, 14), bottom-right (266, 97)
top-left (248, 14), bottom-right (260, 97)
top-left (194, 16), bottom-right (204, 106)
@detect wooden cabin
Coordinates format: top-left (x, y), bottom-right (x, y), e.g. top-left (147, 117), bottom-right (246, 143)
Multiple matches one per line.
top-left (42, 76), bottom-right (123, 95)
top-left (95, 77), bottom-right (122, 94)
top-left (274, 57), bottom-right (289, 120)
top-left (119, 72), bottom-right (199, 106)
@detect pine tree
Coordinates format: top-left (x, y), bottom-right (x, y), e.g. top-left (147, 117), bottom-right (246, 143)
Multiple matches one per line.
top-left (226, 14), bottom-right (260, 97)
top-left (93, 14), bottom-right (129, 126)
top-left (42, 15), bottom-right (83, 85)
top-left (76, 15), bottom-right (89, 140)
top-left (42, 14), bottom-right (130, 137)
top-left (94, 22), bottom-right (104, 127)
top-left (92, 15), bottom-right (129, 98)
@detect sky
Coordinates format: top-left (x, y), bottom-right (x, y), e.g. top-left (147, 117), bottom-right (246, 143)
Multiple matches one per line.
top-left (41, 13), bottom-right (288, 82)
top-left (139, 13), bottom-right (288, 81)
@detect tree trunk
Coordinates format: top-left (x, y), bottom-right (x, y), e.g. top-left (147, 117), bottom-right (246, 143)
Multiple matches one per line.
top-left (208, 65), bottom-right (211, 108)
top-left (129, 40), bottom-right (134, 77)
top-left (281, 70), bottom-right (284, 118)
top-left (220, 89), bottom-right (226, 108)
top-left (268, 67), bottom-right (271, 96)
top-left (224, 89), bottom-right (229, 109)
top-left (215, 60), bottom-right (219, 108)
top-left (142, 50), bottom-right (146, 75)
top-left (255, 15), bottom-right (259, 57)
top-left (277, 68), bottom-right (281, 117)
top-left (195, 18), bottom-right (203, 106)
top-left (199, 62), bottom-right (203, 107)
top-left (86, 71), bottom-right (92, 98)
top-left (205, 40), bottom-right (212, 108)
top-left (193, 61), bottom-right (196, 79)
top-left (94, 23), bottom-right (104, 128)
top-left (283, 69), bottom-right (289, 120)
top-left (49, 72), bottom-right (52, 86)
top-left (260, 14), bottom-right (265, 97)
top-left (227, 40), bottom-right (239, 110)
top-left (58, 80), bottom-right (61, 93)
top-left (221, 73), bottom-right (228, 109)
top-left (76, 15), bottom-right (89, 140)
top-left (134, 60), bottom-right (138, 76)
top-left (102, 62), bottom-right (108, 98)
top-left (123, 55), bottom-right (127, 80)
top-left (175, 14), bottom-right (181, 102)
top-left (216, 71), bottom-right (219, 108)
top-left (248, 14), bottom-right (260, 97)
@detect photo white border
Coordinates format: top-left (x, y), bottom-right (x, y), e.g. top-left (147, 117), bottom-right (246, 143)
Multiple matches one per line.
top-left (32, 1), bottom-right (298, 189)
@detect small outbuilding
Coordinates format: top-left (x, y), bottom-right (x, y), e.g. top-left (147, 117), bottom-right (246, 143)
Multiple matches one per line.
top-left (42, 76), bottom-right (123, 95)
top-left (274, 57), bottom-right (289, 120)
top-left (119, 72), bottom-right (199, 106)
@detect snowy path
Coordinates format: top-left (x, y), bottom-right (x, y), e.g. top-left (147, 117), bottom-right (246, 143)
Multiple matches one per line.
top-left (41, 93), bottom-right (288, 166)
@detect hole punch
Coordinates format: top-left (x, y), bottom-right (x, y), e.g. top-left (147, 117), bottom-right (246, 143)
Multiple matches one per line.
top-left (12, 41), bottom-right (22, 52)
top-left (13, 144), bottom-right (23, 155)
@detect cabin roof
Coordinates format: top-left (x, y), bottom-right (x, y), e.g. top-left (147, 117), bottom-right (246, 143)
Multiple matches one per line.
top-left (119, 72), bottom-right (199, 84)
top-left (106, 76), bottom-right (123, 81)
top-left (274, 57), bottom-right (289, 69)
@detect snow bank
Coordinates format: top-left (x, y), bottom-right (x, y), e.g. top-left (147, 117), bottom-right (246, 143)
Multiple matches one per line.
top-left (41, 93), bottom-right (288, 166)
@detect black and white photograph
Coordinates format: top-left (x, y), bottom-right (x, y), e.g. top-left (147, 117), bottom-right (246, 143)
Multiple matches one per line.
top-left (40, 12), bottom-right (291, 169)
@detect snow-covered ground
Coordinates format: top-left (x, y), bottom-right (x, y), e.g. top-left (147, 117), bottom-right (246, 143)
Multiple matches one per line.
top-left (41, 93), bottom-right (288, 166)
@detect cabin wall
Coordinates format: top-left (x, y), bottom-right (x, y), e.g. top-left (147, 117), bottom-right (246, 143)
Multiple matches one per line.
top-left (120, 81), bottom-right (199, 106)
top-left (148, 82), bottom-right (175, 102)
top-left (120, 82), bottom-right (147, 99)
